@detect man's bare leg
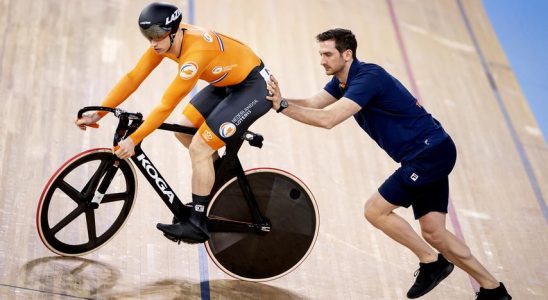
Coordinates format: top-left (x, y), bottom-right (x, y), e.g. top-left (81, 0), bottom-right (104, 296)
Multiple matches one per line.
top-left (419, 212), bottom-right (499, 289)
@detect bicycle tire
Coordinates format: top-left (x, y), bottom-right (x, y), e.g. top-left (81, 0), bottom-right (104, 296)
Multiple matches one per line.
top-left (205, 168), bottom-right (319, 281)
top-left (36, 148), bottom-right (137, 256)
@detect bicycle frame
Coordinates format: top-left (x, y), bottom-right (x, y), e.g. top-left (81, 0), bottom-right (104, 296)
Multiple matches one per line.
top-left (78, 106), bottom-right (271, 234)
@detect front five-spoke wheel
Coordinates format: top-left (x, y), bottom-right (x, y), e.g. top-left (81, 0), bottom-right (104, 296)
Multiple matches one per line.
top-left (37, 148), bottom-right (137, 256)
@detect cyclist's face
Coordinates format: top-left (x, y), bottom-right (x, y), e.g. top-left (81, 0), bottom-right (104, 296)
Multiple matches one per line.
top-left (149, 33), bottom-right (171, 54)
top-left (318, 40), bottom-right (347, 75)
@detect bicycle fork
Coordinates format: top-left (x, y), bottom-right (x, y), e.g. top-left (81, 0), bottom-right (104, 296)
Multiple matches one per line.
top-left (89, 158), bottom-right (120, 209)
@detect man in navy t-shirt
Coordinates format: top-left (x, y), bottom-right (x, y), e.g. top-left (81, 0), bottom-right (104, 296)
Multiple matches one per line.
top-left (266, 28), bottom-right (510, 300)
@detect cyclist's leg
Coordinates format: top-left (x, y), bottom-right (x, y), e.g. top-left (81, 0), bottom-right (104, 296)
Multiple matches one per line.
top-left (178, 84), bottom-right (227, 150)
top-left (173, 116), bottom-right (195, 148)
top-left (158, 65), bottom-right (271, 243)
top-left (158, 84), bottom-right (225, 243)
top-left (191, 69), bottom-right (271, 195)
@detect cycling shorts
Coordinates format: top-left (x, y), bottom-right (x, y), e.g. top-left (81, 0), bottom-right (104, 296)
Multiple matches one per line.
top-left (182, 62), bottom-right (272, 150)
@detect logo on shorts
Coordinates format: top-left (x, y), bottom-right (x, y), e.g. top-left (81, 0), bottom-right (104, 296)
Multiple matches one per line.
top-left (410, 173), bottom-right (419, 181)
top-left (201, 129), bottom-right (213, 141)
top-left (195, 204), bottom-right (205, 212)
top-left (180, 62), bottom-right (198, 80)
top-left (219, 122), bottom-right (236, 138)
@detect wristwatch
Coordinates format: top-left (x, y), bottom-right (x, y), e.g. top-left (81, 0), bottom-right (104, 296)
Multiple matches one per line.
top-left (276, 98), bottom-right (288, 113)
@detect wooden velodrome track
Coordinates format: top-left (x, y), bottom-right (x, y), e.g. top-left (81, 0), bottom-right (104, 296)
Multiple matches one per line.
top-left (1, 0), bottom-right (547, 299)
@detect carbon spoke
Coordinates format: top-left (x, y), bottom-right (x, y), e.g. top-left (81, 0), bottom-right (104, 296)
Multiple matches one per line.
top-left (85, 209), bottom-right (97, 243)
top-left (57, 180), bottom-right (83, 204)
top-left (51, 205), bottom-right (87, 235)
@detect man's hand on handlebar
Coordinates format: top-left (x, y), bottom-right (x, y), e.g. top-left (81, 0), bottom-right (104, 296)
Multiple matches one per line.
top-left (75, 112), bottom-right (101, 130)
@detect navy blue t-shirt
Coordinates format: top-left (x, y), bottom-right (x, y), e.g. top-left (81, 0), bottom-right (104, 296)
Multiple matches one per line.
top-left (324, 60), bottom-right (448, 162)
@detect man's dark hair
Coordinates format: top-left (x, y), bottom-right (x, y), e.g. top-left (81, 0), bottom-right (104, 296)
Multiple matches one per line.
top-left (316, 28), bottom-right (358, 60)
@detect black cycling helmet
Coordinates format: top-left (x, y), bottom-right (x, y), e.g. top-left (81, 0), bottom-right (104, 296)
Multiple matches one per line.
top-left (138, 2), bottom-right (182, 41)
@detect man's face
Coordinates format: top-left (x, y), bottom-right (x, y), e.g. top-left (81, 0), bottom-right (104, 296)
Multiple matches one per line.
top-left (149, 33), bottom-right (171, 54)
top-left (318, 40), bottom-right (346, 75)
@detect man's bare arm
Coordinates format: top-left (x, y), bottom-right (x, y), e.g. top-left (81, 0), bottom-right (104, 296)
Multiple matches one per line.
top-left (281, 97), bottom-right (361, 129)
top-left (287, 90), bottom-right (337, 109)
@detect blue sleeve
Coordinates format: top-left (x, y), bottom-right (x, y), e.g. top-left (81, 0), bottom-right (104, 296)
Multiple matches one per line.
top-left (344, 72), bottom-right (383, 107)
top-left (323, 76), bottom-right (343, 99)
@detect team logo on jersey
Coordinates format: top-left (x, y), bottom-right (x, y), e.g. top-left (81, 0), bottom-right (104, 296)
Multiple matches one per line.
top-left (211, 64), bottom-right (236, 75)
top-left (179, 62), bottom-right (198, 80)
top-left (219, 122), bottom-right (236, 138)
top-left (212, 66), bottom-right (223, 74)
top-left (202, 32), bottom-right (213, 43)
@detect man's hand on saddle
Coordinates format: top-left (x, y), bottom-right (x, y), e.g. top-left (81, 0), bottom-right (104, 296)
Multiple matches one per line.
top-left (266, 75), bottom-right (282, 110)
top-left (75, 112), bottom-right (100, 130)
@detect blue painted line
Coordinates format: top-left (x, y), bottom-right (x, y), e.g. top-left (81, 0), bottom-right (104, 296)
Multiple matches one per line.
top-left (455, 0), bottom-right (548, 223)
top-left (187, 0), bottom-right (195, 24)
top-left (186, 0), bottom-right (212, 298)
top-left (198, 244), bottom-right (211, 300)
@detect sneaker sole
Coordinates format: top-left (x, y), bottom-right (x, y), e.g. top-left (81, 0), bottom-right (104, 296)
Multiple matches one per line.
top-left (407, 263), bottom-right (454, 299)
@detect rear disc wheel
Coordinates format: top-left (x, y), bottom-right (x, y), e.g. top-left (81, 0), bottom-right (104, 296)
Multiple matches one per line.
top-left (205, 168), bottom-right (319, 281)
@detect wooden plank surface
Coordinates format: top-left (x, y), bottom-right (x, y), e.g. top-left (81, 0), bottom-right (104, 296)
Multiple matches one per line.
top-left (0, 0), bottom-right (546, 299)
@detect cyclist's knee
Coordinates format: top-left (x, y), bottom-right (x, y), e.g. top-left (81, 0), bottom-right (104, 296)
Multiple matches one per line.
top-left (189, 135), bottom-right (215, 160)
top-left (174, 132), bottom-right (192, 148)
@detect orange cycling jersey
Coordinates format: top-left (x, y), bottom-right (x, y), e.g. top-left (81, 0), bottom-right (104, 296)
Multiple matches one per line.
top-left (99, 23), bottom-right (261, 145)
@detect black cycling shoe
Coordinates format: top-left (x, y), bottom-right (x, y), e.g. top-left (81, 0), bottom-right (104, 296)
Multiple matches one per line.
top-left (157, 221), bottom-right (210, 244)
top-left (162, 204), bottom-right (193, 242)
top-left (476, 282), bottom-right (512, 300)
top-left (407, 254), bottom-right (454, 299)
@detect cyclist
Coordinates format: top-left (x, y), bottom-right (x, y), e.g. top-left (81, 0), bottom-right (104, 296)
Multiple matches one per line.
top-left (75, 2), bottom-right (272, 244)
top-left (266, 28), bottom-right (511, 300)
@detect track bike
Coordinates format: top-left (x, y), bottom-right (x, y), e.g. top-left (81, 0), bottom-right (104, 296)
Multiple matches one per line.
top-left (37, 106), bottom-right (319, 281)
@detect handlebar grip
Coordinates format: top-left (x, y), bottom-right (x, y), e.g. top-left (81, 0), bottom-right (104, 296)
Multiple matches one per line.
top-left (77, 106), bottom-right (117, 119)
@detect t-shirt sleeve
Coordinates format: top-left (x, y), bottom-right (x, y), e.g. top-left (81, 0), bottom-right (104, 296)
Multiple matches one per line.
top-left (343, 71), bottom-right (383, 107)
top-left (323, 76), bottom-right (343, 99)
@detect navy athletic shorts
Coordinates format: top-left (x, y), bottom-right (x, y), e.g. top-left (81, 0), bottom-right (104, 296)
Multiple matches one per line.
top-left (378, 136), bottom-right (457, 219)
